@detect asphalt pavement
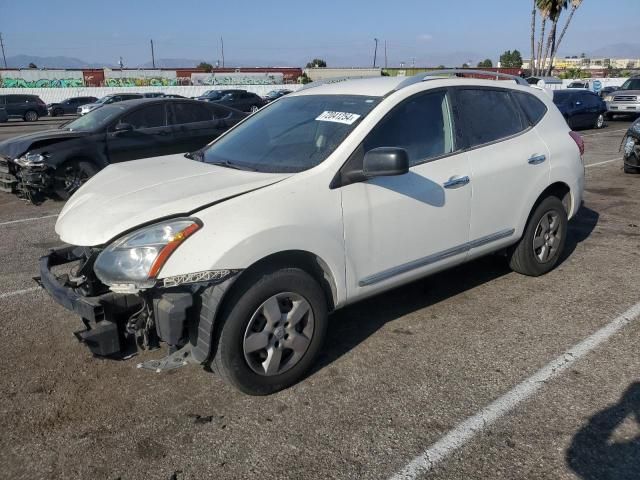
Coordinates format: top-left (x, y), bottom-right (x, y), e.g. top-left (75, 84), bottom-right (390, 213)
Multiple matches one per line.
top-left (0, 116), bottom-right (638, 480)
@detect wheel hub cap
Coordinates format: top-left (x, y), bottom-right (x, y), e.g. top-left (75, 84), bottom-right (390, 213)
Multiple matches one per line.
top-left (533, 210), bottom-right (562, 263)
top-left (243, 292), bottom-right (314, 376)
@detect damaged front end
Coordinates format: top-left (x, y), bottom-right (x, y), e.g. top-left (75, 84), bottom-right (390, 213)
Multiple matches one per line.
top-left (0, 153), bottom-right (53, 203)
top-left (37, 245), bottom-right (240, 370)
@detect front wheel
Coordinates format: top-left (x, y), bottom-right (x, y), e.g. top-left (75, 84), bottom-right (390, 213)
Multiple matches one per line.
top-left (211, 268), bottom-right (328, 395)
top-left (250, 105), bottom-right (259, 113)
top-left (508, 196), bottom-right (568, 276)
top-left (52, 160), bottom-right (98, 200)
top-left (24, 110), bottom-right (38, 122)
top-left (594, 113), bottom-right (605, 129)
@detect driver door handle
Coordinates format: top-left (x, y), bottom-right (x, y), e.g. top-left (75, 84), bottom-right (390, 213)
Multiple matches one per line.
top-left (528, 154), bottom-right (547, 165)
top-left (443, 175), bottom-right (470, 189)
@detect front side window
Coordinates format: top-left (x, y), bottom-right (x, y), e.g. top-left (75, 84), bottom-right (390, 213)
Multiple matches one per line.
top-left (454, 89), bottom-right (527, 148)
top-left (120, 104), bottom-right (165, 129)
top-left (203, 94), bottom-right (380, 173)
top-left (170, 103), bottom-right (213, 124)
top-left (364, 90), bottom-right (455, 166)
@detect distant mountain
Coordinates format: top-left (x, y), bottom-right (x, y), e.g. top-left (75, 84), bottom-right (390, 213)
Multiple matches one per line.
top-left (587, 43), bottom-right (640, 59)
top-left (4, 54), bottom-right (115, 69)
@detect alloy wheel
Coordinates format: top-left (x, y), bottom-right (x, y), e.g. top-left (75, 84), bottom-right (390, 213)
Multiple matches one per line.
top-left (243, 292), bottom-right (314, 376)
top-left (25, 111), bottom-right (37, 122)
top-left (54, 163), bottom-right (90, 196)
top-left (532, 210), bottom-right (562, 263)
top-left (596, 114), bottom-right (604, 129)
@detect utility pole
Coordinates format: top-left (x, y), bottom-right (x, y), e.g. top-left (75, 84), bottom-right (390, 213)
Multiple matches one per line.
top-left (373, 38), bottom-right (379, 68)
top-left (384, 40), bottom-right (387, 69)
top-left (0, 33), bottom-right (7, 68)
top-left (150, 39), bottom-right (156, 69)
top-left (220, 36), bottom-right (225, 68)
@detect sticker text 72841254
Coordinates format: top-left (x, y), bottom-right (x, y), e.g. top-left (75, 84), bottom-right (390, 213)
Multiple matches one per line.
top-left (315, 111), bottom-right (362, 125)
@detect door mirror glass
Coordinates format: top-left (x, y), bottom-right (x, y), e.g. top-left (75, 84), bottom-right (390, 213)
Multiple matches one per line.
top-left (363, 147), bottom-right (409, 178)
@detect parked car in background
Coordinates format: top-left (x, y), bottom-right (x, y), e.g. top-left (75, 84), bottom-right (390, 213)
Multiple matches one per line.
top-left (621, 117), bottom-right (640, 174)
top-left (38, 73), bottom-right (585, 395)
top-left (47, 96), bottom-right (98, 117)
top-left (0, 106), bottom-right (7, 123)
top-left (162, 94), bottom-right (186, 98)
top-left (553, 90), bottom-right (607, 129)
top-left (0, 98), bottom-right (245, 201)
top-left (77, 93), bottom-right (145, 115)
top-left (212, 91), bottom-right (267, 112)
top-left (263, 89), bottom-right (293, 103)
top-left (604, 76), bottom-right (640, 118)
top-left (142, 92), bottom-right (165, 98)
top-left (0, 94), bottom-right (48, 122)
top-left (567, 80), bottom-right (590, 89)
top-left (194, 89), bottom-right (246, 102)
top-left (599, 86), bottom-right (619, 98)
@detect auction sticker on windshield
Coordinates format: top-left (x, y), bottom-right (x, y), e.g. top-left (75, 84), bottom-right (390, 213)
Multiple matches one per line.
top-left (316, 111), bottom-right (361, 125)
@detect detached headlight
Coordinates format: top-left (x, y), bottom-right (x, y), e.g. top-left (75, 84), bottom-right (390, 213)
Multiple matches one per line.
top-left (15, 152), bottom-right (48, 167)
top-left (94, 219), bottom-right (201, 290)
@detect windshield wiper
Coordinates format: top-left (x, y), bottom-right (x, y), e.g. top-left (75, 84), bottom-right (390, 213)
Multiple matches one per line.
top-left (207, 159), bottom-right (257, 172)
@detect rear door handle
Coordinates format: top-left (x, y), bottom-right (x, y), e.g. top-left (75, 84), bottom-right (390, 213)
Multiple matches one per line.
top-left (528, 154), bottom-right (546, 165)
top-left (443, 175), bottom-right (470, 189)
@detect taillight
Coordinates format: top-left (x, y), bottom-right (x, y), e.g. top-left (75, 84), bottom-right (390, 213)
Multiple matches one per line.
top-left (569, 131), bottom-right (584, 156)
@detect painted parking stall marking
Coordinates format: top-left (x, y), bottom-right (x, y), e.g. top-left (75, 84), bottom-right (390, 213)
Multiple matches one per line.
top-left (390, 301), bottom-right (640, 480)
top-left (0, 214), bottom-right (58, 227)
top-left (0, 286), bottom-right (41, 300)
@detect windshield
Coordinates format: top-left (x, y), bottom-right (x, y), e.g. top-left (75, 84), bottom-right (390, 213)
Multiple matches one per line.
top-left (63, 105), bottom-right (125, 131)
top-left (620, 78), bottom-right (640, 91)
top-left (202, 90), bottom-right (224, 99)
top-left (202, 94), bottom-right (380, 173)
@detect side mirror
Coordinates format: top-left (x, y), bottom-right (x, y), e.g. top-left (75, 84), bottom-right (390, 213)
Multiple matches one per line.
top-left (363, 147), bottom-right (409, 178)
top-left (114, 122), bottom-right (134, 134)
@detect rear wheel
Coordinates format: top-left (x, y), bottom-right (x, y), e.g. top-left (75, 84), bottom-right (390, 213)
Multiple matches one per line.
top-left (594, 113), bottom-right (605, 129)
top-left (24, 110), bottom-right (38, 122)
top-left (52, 160), bottom-right (98, 200)
top-left (250, 105), bottom-right (259, 113)
top-left (211, 268), bottom-right (328, 395)
top-left (508, 196), bottom-right (568, 276)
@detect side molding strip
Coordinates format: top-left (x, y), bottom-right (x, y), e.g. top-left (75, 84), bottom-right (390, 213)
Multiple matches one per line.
top-left (358, 229), bottom-right (515, 287)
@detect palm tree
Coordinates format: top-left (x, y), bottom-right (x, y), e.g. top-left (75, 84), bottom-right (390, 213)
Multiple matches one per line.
top-left (541, 0), bottom-right (568, 75)
top-left (535, 0), bottom-right (551, 76)
top-left (530, 0), bottom-right (537, 75)
top-left (550, 0), bottom-right (584, 70)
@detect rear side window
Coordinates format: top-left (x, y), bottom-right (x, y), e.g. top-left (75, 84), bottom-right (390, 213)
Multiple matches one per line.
top-left (364, 90), bottom-right (455, 166)
top-left (454, 89), bottom-right (527, 147)
top-left (513, 91), bottom-right (547, 126)
top-left (170, 103), bottom-right (213, 124)
top-left (121, 104), bottom-right (165, 129)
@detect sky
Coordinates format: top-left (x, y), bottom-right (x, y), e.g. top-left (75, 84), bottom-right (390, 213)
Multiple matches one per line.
top-left (1, 0), bottom-right (639, 67)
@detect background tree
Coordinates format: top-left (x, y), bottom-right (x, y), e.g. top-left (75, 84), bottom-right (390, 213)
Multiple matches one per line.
top-left (196, 62), bottom-right (214, 72)
top-left (542, 0), bottom-right (568, 75)
top-left (535, 0), bottom-right (551, 76)
top-left (530, 0), bottom-right (537, 74)
top-left (500, 50), bottom-right (523, 68)
top-left (437, 64), bottom-right (446, 69)
top-left (477, 59), bottom-right (493, 68)
top-left (549, 0), bottom-right (584, 73)
top-left (28, 62), bottom-right (37, 69)
top-left (461, 63), bottom-right (470, 68)
top-left (305, 58), bottom-right (327, 68)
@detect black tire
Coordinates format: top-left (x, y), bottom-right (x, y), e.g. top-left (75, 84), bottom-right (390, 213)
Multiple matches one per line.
top-left (508, 196), bottom-right (568, 276)
top-left (53, 108), bottom-right (64, 117)
top-left (52, 160), bottom-right (98, 200)
top-left (211, 268), bottom-right (328, 395)
top-left (604, 112), bottom-right (613, 120)
top-left (624, 162), bottom-right (640, 174)
top-left (23, 110), bottom-right (38, 122)
top-left (594, 113), bottom-right (605, 129)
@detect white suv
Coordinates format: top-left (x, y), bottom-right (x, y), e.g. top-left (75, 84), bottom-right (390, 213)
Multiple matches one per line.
top-left (39, 71), bottom-right (585, 395)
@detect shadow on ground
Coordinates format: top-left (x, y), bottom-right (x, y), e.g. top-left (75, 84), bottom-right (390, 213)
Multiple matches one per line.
top-left (314, 204), bottom-right (599, 372)
top-left (567, 382), bottom-right (640, 480)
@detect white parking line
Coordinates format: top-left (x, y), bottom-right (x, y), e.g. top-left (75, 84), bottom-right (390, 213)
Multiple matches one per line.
top-left (581, 128), bottom-right (628, 138)
top-left (0, 214), bottom-right (58, 227)
top-left (585, 157), bottom-right (620, 168)
top-left (0, 286), bottom-right (41, 300)
top-left (390, 300), bottom-right (640, 480)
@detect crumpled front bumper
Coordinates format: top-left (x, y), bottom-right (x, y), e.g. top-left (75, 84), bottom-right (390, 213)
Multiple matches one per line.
top-left (37, 246), bottom-right (144, 356)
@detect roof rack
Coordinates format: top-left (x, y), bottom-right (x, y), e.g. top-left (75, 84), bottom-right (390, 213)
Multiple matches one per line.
top-left (395, 69), bottom-right (529, 90)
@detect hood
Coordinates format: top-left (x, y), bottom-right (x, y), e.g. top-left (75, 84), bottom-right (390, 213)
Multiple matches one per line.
top-left (56, 154), bottom-right (292, 246)
top-left (612, 89), bottom-right (640, 97)
top-left (0, 129), bottom-right (90, 159)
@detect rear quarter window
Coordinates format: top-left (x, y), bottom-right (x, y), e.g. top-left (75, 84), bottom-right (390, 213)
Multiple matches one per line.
top-left (453, 88), bottom-right (528, 148)
top-left (513, 91), bottom-right (548, 126)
